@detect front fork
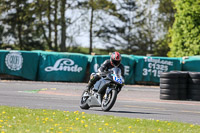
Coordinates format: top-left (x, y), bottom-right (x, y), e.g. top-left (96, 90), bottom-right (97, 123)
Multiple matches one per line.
top-left (104, 87), bottom-right (113, 100)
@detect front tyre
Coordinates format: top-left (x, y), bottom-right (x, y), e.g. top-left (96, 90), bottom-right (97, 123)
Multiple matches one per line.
top-left (101, 89), bottom-right (117, 111)
top-left (80, 90), bottom-right (90, 110)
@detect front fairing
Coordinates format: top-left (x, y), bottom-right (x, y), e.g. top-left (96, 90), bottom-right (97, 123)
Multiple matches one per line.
top-left (107, 68), bottom-right (124, 85)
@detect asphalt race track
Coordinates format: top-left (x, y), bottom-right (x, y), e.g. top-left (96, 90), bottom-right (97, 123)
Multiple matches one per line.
top-left (0, 80), bottom-right (200, 125)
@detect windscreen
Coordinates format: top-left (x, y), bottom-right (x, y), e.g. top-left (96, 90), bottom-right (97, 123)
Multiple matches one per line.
top-left (112, 67), bottom-right (122, 78)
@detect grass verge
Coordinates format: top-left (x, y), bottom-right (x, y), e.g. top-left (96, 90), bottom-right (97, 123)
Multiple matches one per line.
top-left (0, 106), bottom-right (199, 133)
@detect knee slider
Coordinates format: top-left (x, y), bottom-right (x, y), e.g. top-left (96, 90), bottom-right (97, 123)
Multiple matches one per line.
top-left (90, 73), bottom-right (96, 81)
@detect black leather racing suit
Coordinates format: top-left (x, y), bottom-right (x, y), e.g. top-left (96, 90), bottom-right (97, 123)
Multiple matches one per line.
top-left (87, 59), bottom-right (124, 92)
top-left (98, 59), bottom-right (124, 76)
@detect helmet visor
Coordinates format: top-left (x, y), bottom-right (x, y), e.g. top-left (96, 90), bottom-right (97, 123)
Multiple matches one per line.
top-left (112, 60), bottom-right (121, 66)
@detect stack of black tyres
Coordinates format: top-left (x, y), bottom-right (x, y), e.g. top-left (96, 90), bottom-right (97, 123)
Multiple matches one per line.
top-left (178, 71), bottom-right (189, 100)
top-left (160, 71), bottom-right (188, 100)
top-left (188, 72), bottom-right (200, 101)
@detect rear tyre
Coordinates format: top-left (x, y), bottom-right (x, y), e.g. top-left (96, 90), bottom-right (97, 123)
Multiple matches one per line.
top-left (80, 90), bottom-right (90, 110)
top-left (101, 89), bottom-right (117, 112)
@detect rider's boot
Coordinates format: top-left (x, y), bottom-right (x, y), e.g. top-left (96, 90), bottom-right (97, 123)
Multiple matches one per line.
top-left (86, 76), bottom-right (100, 91)
top-left (85, 80), bottom-right (94, 92)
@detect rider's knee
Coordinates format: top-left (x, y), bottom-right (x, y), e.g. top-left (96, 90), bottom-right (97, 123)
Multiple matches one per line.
top-left (90, 73), bottom-right (97, 81)
top-left (90, 73), bottom-right (100, 82)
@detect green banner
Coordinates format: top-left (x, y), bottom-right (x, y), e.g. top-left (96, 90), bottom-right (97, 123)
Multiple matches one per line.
top-left (0, 50), bottom-right (7, 74)
top-left (37, 52), bottom-right (89, 82)
top-left (133, 56), bottom-right (182, 83)
top-left (0, 50), bottom-right (40, 80)
top-left (182, 56), bottom-right (200, 72)
top-left (89, 55), bottom-right (135, 84)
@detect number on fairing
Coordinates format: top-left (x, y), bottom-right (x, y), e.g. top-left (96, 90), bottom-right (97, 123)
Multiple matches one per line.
top-left (113, 75), bottom-right (122, 84)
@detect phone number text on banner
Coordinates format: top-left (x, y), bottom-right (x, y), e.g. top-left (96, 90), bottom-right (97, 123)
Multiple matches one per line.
top-left (142, 57), bottom-right (174, 78)
top-left (134, 56), bottom-right (182, 83)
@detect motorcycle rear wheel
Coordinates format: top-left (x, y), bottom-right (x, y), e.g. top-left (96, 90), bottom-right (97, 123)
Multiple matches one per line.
top-left (80, 90), bottom-right (90, 110)
top-left (101, 89), bottom-right (117, 111)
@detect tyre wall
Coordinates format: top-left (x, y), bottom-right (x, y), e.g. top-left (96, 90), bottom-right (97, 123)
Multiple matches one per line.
top-left (188, 72), bottom-right (200, 101)
top-left (160, 71), bottom-right (200, 101)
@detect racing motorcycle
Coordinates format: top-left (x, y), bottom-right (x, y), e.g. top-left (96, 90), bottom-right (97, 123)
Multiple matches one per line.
top-left (80, 67), bottom-right (124, 111)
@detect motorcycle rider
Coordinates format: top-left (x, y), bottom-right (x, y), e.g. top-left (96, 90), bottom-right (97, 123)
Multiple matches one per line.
top-left (86, 51), bottom-right (124, 92)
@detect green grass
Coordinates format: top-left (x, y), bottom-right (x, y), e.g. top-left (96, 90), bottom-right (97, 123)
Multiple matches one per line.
top-left (0, 106), bottom-right (199, 133)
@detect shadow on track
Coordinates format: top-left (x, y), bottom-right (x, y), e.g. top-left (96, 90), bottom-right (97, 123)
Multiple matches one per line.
top-left (109, 110), bottom-right (168, 115)
top-left (93, 109), bottom-right (168, 115)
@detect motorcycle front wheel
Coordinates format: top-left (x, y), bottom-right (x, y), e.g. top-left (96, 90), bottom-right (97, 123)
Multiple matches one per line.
top-left (101, 89), bottom-right (117, 111)
top-left (80, 90), bottom-right (90, 110)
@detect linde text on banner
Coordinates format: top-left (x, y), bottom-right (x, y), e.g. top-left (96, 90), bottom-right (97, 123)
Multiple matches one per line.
top-left (45, 58), bottom-right (83, 72)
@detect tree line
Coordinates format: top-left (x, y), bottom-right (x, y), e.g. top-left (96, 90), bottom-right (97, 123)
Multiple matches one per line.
top-left (0, 0), bottom-right (199, 57)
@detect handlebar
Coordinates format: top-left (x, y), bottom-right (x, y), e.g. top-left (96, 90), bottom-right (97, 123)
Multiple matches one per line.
top-left (97, 71), bottom-right (112, 76)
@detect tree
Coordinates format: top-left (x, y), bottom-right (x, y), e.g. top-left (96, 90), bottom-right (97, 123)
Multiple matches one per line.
top-left (158, 0), bottom-right (175, 30)
top-left (124, 0), bottom-right (174, 56)
top-left (60, 0), bottom-right (67, 52)
top-left (0, 0), bottom-right (46, 50)
top-left (0, 25), bottom-right (3, 47)
top-left (97, 0), bottom-right (150, 55)
top-left (0, 0), bottom-right (179, 55)
top-left (152, 0), bottom-right (175, 56)
top-left (0, 4), bottom-right (3, 48)
top-left (89, 0), bottom-right (94, 54)
top-left (54, 0), bottom-right (58, 51)
top-left (153, 34), bottom-right (170, 56)
top-left (168, 0), bottom-right (200, 57)
top-left (74, 0), bottom-right (119, 54)
top-left (47, 0), bottom-right (53, 50)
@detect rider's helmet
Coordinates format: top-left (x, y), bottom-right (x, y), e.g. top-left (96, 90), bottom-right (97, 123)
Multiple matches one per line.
top-left (110, 52), bottom-right (121, 67)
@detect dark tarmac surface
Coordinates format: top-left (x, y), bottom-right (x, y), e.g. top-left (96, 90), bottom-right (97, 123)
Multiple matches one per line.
top-left (0, 80), bottom-right (200, 125)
